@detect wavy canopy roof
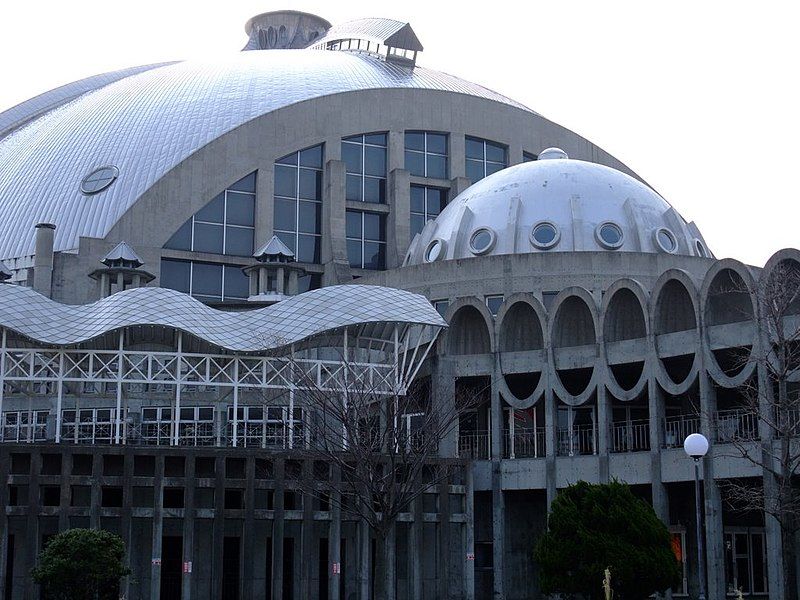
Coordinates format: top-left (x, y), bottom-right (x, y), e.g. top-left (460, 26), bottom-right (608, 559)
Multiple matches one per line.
top-left (0, 284), bottom-right (446, 351)
top-left (0, 50), bottom-right (532, 261)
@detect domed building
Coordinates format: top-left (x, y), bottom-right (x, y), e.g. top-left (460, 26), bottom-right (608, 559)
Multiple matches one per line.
top-left (0, 9), bottom-right (794, 600)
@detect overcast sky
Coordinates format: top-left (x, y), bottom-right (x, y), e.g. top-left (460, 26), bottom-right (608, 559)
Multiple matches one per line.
top-left (2, 1), bottom-right (797, 266)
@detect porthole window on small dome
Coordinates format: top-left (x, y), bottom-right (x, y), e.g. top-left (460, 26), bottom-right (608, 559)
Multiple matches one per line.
top-left (80, 166), bottom-right (119, 195)
top-left (530, 221), bottom-right (560, 250)
top-left (425, 239), bottom-right (445, 263)
top-left (595, 222), bottom-right (624, 250)
top-left (654, 228), bottom-right (677, 254)
top-left (469, 228), bottom-right (496, 255)
top-left (695, 239), bottom-right (708, 258)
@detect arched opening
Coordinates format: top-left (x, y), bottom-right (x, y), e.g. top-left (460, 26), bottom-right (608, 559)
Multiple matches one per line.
top-left (655, 279), bottom-right (697, 385)
top-left (706, 268), bottom-right (755, 378)
top-left (447, 306), bottom-right (491, 355)
top-left (499, 302), bottom-right (543, 352)
top-left (553, 296), bottom-right (596, 396)
top-left (604, 288), bottom-right (647, 391)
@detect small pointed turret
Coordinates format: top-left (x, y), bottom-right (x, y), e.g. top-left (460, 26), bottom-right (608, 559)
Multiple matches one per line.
top-left (243, 235), bottom-right (307, 304)
top-left (90, 241), bottom-right (154, 298)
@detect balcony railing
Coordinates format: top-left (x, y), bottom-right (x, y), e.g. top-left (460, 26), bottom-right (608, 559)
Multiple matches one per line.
top-left (715, 408), bottom-right (758, 443)
top-left (611, 419), bottom-right (650, 453)
top-left (557, 424), bottom-right (596, 457)
top-left (458, 430), bottom-right (490, 460)
top-left (663, 415), bottom-right (701, 448)
top-left (504, 427), bottom-right (545, 459)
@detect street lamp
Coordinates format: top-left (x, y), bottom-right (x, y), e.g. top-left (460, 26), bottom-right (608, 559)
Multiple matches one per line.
top-left (684, 432), bottom-right (709, 600)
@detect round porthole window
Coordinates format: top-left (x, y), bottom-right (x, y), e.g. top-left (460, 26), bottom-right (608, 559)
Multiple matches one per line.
top-left (425, 239), bottom-right (445, 263)
top-left (469, 228), bottom-right (496, 255)
top-left (595, 222), bottom-right (624, 250)
top-left (80, 166), bottom-right (119, 195)
top-left (695, 239), bottom-right (708, 258)
top-left (654, 228), bottom-right (677, 254)
top-left (530, 221), bottom-right (560, 250)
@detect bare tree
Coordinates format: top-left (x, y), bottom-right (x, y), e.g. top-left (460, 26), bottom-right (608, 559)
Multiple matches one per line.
top-left (255, 341), bottom-right (483, 600)
top-left (712, 261), bottom-right (800, 599)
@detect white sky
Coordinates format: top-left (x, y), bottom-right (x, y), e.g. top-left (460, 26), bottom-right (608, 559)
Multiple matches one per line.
top-left (1, 1), bottom-right (798, 267)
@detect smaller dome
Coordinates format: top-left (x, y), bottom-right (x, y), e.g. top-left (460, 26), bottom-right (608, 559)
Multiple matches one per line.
top-left (405, 150), bottom-right (710, 265)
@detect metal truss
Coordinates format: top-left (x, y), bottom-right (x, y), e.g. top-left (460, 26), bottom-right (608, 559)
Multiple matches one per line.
top-left (0, 323), bottom-right (441, 447)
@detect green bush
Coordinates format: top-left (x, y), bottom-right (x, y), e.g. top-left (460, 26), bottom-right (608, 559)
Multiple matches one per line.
top-left (534, 480), bottom-right (680, 599)
top-left (32, 528), bottom-right (131, 600)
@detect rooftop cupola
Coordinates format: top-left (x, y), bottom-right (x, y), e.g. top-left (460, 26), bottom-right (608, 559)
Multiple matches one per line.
top-left (310, 18), bottom-right (424, 66)
top-left (90, 242), bottom-right (154, 297)
top-left (243, 236), bottom-right (307, 304)
top-left (242, 10), bottom-right (331, 50)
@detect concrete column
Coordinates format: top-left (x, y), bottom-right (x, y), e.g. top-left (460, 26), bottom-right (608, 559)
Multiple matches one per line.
top-left (132, 273), bottom-right (141, 288)
top-left (648, 379), bottom-right (669, 522)
top-left (121, 449), bottom-right (134, 600)
top-left (212, 456), bottom-right (225, 599)
top-left (408, 494), bottom-right (424, 599)
top-left (58, 453), bottom-right (72, 531)
top-left (433, 357), bottom-right (457, 458)
top-left (0, 445), bottom-right (9, 600)
top-left (437, 482), bottom-right (451, 598)
top-left (508, 142), bottom-right (524, 166)
top-left (276, 267), bottom-right (285, 294)
top-left (299, 461), bottom-right (314, 600)
top-left (757, 357), bottom-right (785, 597)
top-left (24, 451), bottom-right (41, 600)
top-left (699, 372), bottom-right (725, 599)
top-left (387, 130), bottom-right (404, 172)
top-left (596, 384), bottom-right (610, 482)
top-left (242, 457), bottom-right (256, 600)
top-left (150, 455), bottom-right (165, 600)
top-left (249, 271), bottom-right (258, 296)
top-left (329, 466), bottom-right (342, 600)
top-left (544, 384), bottom-right (557, 509)
top-left (33, 223), bottom-right (55, 297)
top-left (90, 453), bottom-right (102, 529)
top-left (387, 168), bottom-right (411, 269)
top-left (100, 273), bottom-right (110, 298)
top-left (449, 135), bottom-right (466, 180)
top-left (271, 459), bottom-right (286, 600)
top-left (490, 363), bottom-right (504, 460)
top-left (322, 159), bottom-right (350, 286)
top-left (116, 271), bottom-right (124, 292)
top-left (357, 512), bottom-right (370, 600)
top-left (491, 461), bottom-right (506, 599)
top-left (255, 167), bottom-right (274, 250)
top-left (464, 465), bottom-right (476, 600)
top-left (449, 176), bottom-right (472, 199)
top-left (288, 270), bottom-right (298, 295)
top-left (181, 456), bottom-right (196, 600)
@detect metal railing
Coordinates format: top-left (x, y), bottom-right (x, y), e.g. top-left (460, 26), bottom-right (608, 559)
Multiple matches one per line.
top-left (715, 408), bottom-right (758, 442)
top-left (504, 427), bottom-right (545, 458)
top-left (611, 419), bottom-right (651, 453)
top-left (458, 430), bottom-right (490, 460)
top-left (556, 424), bottom-right (596, 456)
top-left (663, 415), bottom-right (701, 448)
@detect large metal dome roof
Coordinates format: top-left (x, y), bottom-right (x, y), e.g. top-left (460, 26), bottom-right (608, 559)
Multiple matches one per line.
top-left (0, 49), bottom-right (533, 261)
top-left (405, 148), bottom-right (712, 265)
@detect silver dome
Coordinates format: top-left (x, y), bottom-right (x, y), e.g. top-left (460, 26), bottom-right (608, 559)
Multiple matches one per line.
top-left (405, 149), bottom-right (711, 265)
top-left (0, 50), bottom-right (533, 261)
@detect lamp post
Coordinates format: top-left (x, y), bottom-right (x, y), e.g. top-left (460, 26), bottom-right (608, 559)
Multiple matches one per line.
top-left (684, 432), bottom-right (710, 600)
